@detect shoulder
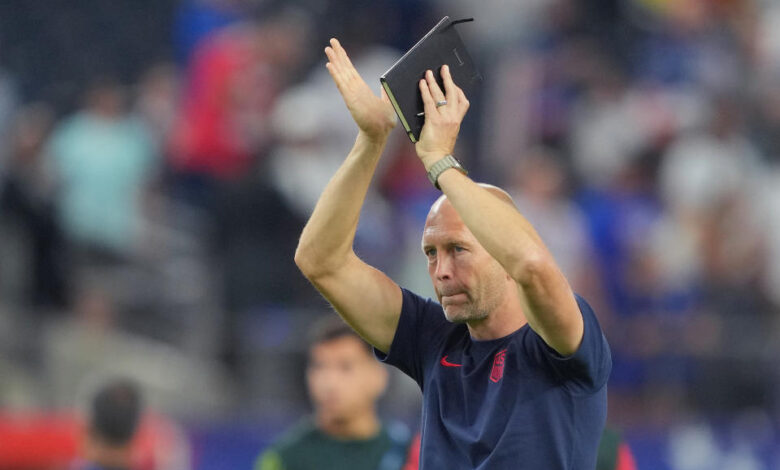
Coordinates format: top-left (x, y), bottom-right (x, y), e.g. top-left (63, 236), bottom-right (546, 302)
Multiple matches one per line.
top-left (259, 419), bottom-right (319, 465)
top-left (274, 418), bottom-right (320, 450)
top-left (48, 115), bottom-right (84, 148)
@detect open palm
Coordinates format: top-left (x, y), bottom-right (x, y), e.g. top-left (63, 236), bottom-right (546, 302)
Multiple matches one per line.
top-left (325, 38), bottom-right (397, 140)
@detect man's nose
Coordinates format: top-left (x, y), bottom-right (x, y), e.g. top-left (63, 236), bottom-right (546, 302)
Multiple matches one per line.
top-left (435, 253), bottom-right (454, 280)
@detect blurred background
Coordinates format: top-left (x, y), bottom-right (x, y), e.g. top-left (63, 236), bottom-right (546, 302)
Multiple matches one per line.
top-left (1, 0), bottom-right (780, 468)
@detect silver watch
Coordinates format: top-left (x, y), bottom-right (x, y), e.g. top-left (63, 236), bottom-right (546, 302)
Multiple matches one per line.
top-left (426, 155), bottom-right (467, 189)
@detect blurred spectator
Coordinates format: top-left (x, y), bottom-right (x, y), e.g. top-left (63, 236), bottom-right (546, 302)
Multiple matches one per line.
top-left (0, 103), bottom-right (66, 308)
top-left (630, 0), bottom-right (753, 91)
top-left (79, 379), bottom-right (143, 470)
top-left (133, 63), bottom-right (181, 152)
top-left (72, 377), bottom-right (193, 470)
top-left (168, 7), bottom-right (316, 373)
top-left (268, 42), bottom-right (405, 274)
top-left (506, 146), bottom-right (599, 299)
top-left (656, 94), bottom-right (764, 295)
top-left (255, 316), bottom-right (412, 470)
top-left (46, 78), bottom-right (158, 262)
top-left (167, 9), bottom-right (311, 210)
top-left (211, 174), bottom-right (315, 370)
top-left (429, 0), bottom-right (556, 54)
top-left (42, 276), bottom-right (232, 416)
top-left (268, 44), bottom-right (401, 216)
top-left (172, 0), bottom-right (249, 66)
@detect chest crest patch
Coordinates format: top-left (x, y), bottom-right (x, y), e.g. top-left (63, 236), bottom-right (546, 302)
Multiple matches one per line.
top-left (490, 348), bottom-right (507, 383)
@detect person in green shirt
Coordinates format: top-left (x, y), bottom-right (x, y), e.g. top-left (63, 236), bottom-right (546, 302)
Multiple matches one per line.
top-left (596, 427), bottom-right (638, 470)
top-left (256, 316), bottom-right (413, 470)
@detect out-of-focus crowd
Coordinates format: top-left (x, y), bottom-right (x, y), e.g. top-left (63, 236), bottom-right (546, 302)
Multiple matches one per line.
top-left (3, 0), bottom-right (780, 466)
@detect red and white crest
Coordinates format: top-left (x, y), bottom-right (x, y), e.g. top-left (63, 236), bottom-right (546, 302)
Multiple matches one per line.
top-left (490, 349), bottom-right (507, 383)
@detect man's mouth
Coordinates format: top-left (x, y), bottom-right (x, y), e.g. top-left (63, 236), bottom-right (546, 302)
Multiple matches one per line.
top-left (441, 292), bottom-right (467, 304)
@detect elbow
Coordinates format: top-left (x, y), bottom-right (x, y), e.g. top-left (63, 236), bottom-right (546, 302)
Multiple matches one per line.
top-left (294, 243), bottom-right (342, 281)
top-left (294, 244), bottom-right (319, 280)
top-left (510, 249), bottom-right (556, 288)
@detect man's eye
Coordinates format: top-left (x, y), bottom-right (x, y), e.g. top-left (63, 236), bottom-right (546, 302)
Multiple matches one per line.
top-left (454, 245), bottom-right (464, 252)
top-left (425, 249), bottom-right (437, 257)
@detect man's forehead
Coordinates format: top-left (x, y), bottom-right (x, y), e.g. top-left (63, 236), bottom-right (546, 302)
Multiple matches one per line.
top-left (423, 200), bottom-right (468, 245)
top-left (424, 198), bottom-right (461, 227)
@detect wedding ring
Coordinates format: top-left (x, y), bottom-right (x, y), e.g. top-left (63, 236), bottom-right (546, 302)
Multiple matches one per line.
top-left (435, 100), bottom-right (447, 108)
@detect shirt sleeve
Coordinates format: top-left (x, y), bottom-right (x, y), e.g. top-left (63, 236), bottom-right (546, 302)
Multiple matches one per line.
top-left (374, 288), bottom-right (453, 388)
top-left (527, 294), bottom-right (612, 394)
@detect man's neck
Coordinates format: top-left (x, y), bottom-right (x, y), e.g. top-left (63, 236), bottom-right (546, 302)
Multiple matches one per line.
top-left (467, 291), bottom-right (528, 341)
top-left (316, 409), bottom-right (381, 440)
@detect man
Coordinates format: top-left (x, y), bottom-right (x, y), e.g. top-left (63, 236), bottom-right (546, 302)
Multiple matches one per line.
top-left (256, 316), bottom-right (413, 470)
top-left (294, 38), bottom-right (611, 469)
top-left (81, 379), bottom-right (143, 470)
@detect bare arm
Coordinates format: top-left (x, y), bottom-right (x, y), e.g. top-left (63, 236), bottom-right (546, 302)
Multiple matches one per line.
top-left (416, 66), bottom-right (583, 356)
top-left (294, 39), bottom-right (402, 353)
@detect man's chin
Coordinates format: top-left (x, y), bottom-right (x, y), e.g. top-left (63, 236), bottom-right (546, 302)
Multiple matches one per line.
top-left (319, 409), bottom-right (349, 424)
top-left (443, 306), bottom-right (487, 324)
top-left (443, 307), bottom-right (471, 324)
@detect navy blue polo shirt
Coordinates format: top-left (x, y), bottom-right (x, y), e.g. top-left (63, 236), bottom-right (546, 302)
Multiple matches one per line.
top-left (375, 288), bottom-right (611, 469)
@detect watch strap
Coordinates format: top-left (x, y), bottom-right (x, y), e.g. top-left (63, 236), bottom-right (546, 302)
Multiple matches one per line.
top-left (426, 155), bottom-right (467, 189)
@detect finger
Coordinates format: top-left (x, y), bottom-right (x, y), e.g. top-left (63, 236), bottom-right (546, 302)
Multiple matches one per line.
top-left (330, 38), bottom-right (356, 71)
top-left (425, 69), bottom-right (446, 104)
top-left (440, 65), bottom-right (459, 107)
top-left (419, 78), bottom-right (436, 116)
top-left (457, 87), bottom-right (470, 117)
top-left (325, 43), bottom-right (337, 60)
top-left (325, 40), bottom-right (355, 85)
top-left (326, 40), bottom-right (349, 72)
top-left (324, 46), bottom-right (338, 71)
top-left (324, 51), bottom-right (348, 87)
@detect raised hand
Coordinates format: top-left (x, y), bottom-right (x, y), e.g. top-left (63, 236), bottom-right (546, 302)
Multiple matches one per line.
top-left (325, 38), bottom-right (397, 141)
top-left (415, 64), bottom-right (470, 169)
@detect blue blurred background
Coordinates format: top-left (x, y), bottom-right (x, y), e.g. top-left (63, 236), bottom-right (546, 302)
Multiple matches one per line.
top-left (2, 0), bottom-right (780, 468)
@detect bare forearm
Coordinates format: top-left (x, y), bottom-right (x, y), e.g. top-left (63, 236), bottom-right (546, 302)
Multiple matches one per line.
top-left (414, 64), bottom-right (582, 354)
top-left (295, 132), bottom-right (387, 277)
top-left (438, 168), bottom-right (582, 354)
top-left (437, 169), bottom-right (548, 280)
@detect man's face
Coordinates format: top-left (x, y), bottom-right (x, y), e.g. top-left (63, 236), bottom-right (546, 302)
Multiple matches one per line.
top-left (422, 199), bottom-right (509, 323)
top-left (306, 336), bottom-right (387, 424)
